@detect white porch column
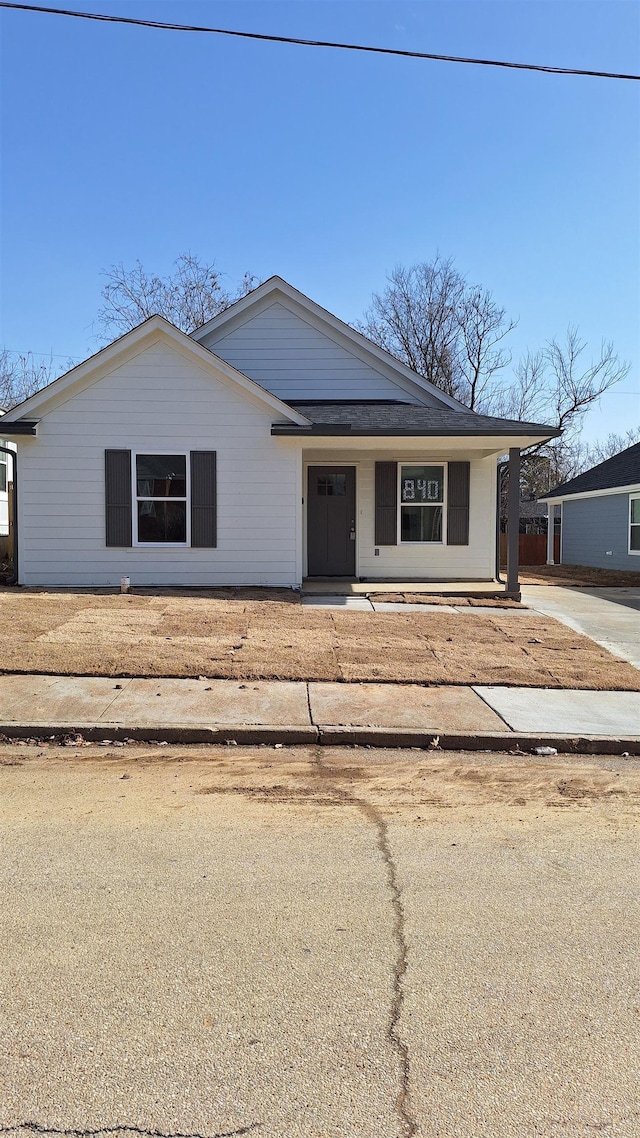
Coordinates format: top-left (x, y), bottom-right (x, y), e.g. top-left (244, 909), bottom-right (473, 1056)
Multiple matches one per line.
top-left (546, 503), bottom-right (556, 564)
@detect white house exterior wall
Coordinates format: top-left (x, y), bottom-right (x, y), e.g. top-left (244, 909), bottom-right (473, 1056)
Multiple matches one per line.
top-left (200, 301), bottom-right (427, 404)
top-left (303, 448), bottom-right (497, 579)
top-left (17, 341), bottom-right (301, 587)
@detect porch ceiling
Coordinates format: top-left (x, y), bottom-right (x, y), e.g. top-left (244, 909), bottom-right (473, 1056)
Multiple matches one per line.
top-left (297, 436), bottom-right (521, 457)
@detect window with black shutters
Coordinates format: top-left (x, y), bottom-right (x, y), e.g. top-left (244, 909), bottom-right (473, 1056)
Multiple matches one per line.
top-left (135, 453), bottom-right (188, 544)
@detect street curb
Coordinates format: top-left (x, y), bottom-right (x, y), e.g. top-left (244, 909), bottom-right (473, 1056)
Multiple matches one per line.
top-left (0, 723), bottom-right (638, 754)
top-left (0, 724), bottom-right (319, 746)
top-left (318, 727), bottom-right (640, 754)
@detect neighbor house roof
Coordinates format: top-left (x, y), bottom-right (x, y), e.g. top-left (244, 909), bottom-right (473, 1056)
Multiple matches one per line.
top-left (271, 399), bottom-right (560, 439)
top-left (543, 442), bottom-right (640, 500)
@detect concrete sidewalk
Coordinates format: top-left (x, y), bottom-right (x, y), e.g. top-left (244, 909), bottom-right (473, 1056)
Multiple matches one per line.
top-left (521, 585), bottom-right (640, 669)
top-left (0, 673), bottom-right (638, 752)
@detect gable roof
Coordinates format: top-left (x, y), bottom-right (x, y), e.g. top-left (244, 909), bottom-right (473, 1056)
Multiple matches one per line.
top-left (543, 442), bottom-right (640, 500)
top-left (190, 275), bottom-right (466, 411)
top-left (273, 400), bottom-right (560, 441)
top-left (0, 315), bottom-right (310, 428)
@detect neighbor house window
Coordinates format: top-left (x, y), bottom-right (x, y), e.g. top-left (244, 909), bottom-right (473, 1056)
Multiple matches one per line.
top-left (630, 495), bottom-right (640, 554)
top-left (0, 456), bottom-right (6, 494)
top-left (400, 464), bottom-right (445, 542)
top-left (135, 454), bottom-right (187, 544)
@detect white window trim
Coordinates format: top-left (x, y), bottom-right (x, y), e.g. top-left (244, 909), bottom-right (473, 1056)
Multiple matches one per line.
top-left (398, 460), bottom-right (447, 545)
top-left (629, 493), bottom-right (640, 556)
top-left (132, 450), bottom-right (190, 548)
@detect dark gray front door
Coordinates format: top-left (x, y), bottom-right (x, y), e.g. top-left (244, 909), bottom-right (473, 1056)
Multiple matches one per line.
top-left (307, 466), bottom-right (356, 576)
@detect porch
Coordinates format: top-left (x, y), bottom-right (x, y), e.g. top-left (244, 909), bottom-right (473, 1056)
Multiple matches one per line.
top-left (301, 577), bottom-right (513, 599)
top-left (298, 440), bottom-right (524, 598)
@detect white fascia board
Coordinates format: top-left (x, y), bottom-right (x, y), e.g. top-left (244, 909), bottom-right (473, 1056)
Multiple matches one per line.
top-left (539, 482), bottom-right (640, 505)
top-left (190, 276), bottom-right (466, 412)
top-left (1, 315), bottom-right (310, 427)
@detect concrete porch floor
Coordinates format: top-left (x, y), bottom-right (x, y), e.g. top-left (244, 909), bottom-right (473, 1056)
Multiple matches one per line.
top-left (302, 578), bottom-right (510, 597)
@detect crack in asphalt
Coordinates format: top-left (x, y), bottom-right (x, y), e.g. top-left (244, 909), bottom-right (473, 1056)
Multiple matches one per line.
top-left (0, 1125), bottom-right (261, 1138)
top-left (312, 748), bottom-right (418, 1138)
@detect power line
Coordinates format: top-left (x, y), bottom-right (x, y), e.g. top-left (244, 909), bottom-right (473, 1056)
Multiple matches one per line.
top-left (2, 346), bottom-right (83, 360)
top-left (1, 1), bottom-right (638, 81)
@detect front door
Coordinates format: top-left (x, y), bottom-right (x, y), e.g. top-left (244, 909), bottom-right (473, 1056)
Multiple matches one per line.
top-left (307, 466), bottom-right (356, 577)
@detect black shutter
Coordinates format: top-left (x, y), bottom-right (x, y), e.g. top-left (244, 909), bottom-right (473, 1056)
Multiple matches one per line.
top-left (375, 461), bottom-right (397, 545)
top-left (191, 451), bottom-right (217, 548)
top-left (105, 449), bottom-right (132, 547)
top-left (447, 461), bottom-right (470, 545)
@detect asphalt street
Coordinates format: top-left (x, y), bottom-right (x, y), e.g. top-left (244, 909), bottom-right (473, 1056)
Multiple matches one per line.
top-left (1, 744), bottom-right (639, 1138)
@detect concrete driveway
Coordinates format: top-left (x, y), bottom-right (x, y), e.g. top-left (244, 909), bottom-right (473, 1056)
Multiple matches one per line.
top-left (2, 744), bottom-right (639, 1138)
top-left (521, 585), bottom-right (640, 670)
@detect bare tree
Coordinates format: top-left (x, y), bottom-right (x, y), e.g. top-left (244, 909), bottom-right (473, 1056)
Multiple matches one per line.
top-left (458, 284), bottom-right (516, 410)
top-left (0, 349), bottom-right (59, 411)
top-left (495, 328), bottom-right (631, 494)
top-left (97, 253), bottom-right (259, 339)
top-left (581, 427), bottom-right (640, 468)
top-left (359, 257), bottom-right (515, 407)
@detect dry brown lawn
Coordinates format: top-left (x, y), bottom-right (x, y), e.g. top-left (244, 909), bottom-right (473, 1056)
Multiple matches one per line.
top-left (518, 564), bottom-right (640, 587)
top-left (0, 587), bottom-right (638, 690)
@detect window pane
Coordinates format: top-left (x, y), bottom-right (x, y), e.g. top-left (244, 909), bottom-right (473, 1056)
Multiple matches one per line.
top-left (138, 500), bottom-right (186, 543)
top-left (630, 525), bottom-right (640, 551)
top-left (401, 465), bottom-right (444, 504)
top-left (401, 505), bottom-right (443, 542)
top-left (0, 460), bottom-right (6, 493)
top-left (317, 473), bottom-right (346, 496)
top-left (631, 499), bottom-right (640, 524)
top-left (136, 454), bottom-right (186, 497)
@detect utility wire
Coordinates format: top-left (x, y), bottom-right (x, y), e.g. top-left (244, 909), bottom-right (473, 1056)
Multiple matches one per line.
top-left (1, 1), bottom-right (638, 81)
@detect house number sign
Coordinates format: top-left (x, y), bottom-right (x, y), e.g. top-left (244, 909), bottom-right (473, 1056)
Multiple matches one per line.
top-left (401, 466), bottom-right (443, 503)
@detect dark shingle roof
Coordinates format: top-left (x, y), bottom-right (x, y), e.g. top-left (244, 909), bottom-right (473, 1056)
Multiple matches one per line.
top-left (273, 400), bottom-right (559, 438)
top-left (546, 442), bottom-right (640, 499)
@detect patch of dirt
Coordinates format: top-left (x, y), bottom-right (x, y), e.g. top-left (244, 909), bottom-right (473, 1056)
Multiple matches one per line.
top-left (518, 564), bottom-right (640, 587)
top-left (4, 744), bottom-right (639, 821)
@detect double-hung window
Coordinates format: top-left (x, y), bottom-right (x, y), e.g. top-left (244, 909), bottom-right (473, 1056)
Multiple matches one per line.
top-left (630, 494), bottom-right (640, 554)
top-left (400, 464), bottom-right (445, 543)
top-left (135, 454), bottom-right (187, 544)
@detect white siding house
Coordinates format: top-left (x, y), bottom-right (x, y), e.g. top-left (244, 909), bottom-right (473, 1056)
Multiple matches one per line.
top-left (1, 277), bottom-right (559, 590)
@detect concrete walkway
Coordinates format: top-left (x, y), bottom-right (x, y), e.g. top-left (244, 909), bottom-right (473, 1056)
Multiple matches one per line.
top-left (522, 585), bottom-right (640, 669)
top-left (302, 595), bottom-right (533, 614)
top-left (0, 673), bottom-right (638, 750)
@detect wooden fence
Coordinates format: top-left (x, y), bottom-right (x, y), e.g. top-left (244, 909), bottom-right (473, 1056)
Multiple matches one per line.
top-left (500, 533), bottom-right (560, 566)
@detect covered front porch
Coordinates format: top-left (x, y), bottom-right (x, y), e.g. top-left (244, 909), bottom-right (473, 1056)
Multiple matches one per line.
top-left (294, 437), bottom-right (524, 598)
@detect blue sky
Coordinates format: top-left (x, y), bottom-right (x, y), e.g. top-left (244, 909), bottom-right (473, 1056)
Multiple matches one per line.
top-left (1, 0), bottom-right (638, 441)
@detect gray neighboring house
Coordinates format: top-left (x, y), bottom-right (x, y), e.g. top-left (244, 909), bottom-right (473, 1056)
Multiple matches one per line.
top-left (539, 442), bottom-right (640, 570)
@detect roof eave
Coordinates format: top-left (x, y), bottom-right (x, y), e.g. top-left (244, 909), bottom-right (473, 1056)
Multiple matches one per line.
top-left (271, 425), bottom-right (561, 439)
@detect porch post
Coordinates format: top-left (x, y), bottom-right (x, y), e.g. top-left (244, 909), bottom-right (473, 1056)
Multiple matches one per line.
top-left (507, 447), bottom-right (520, 594)
top-left (546, 504), bottom-right (556, 565)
